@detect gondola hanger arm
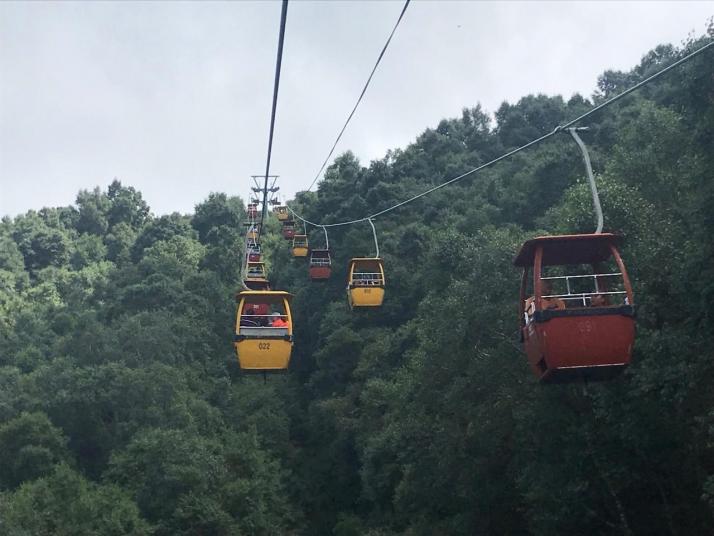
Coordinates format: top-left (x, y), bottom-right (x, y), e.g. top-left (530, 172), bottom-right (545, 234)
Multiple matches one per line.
top-left (368, 218), bottom-right (380, 258)
top-left (566, 127), bottom-right (603, 234)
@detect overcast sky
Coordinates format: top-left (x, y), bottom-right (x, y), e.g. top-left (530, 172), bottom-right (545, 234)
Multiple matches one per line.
top-left (1, 1), bottom-right (712, 217)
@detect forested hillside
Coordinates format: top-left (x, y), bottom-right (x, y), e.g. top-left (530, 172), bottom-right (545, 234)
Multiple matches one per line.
top-left (1, 31), bottom-right (713, 535)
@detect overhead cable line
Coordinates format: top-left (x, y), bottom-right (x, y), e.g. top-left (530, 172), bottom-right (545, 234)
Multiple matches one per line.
top-left (305, 0), bottom-right (411, 193)
top-left (259, 0), bottom-right (289, 239)
top-left (288, 39), bottom-right (714, 229)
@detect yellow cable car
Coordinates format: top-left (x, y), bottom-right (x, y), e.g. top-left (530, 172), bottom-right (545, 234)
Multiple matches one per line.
top-left (234, 291), bottom-right (293, 371)
top-left (276, 205), bottom-right (289, 221)
top-left (247, 225), bottom-right (260, 241)
top-left (292, 235), bottom-right (308, 257)
top-left (347, 258), bottom-right (385, 307)
top-left (245, 261), bottom-right (267, 281)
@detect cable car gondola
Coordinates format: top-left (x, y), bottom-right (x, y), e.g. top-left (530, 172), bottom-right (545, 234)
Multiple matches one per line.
top-left (281, 220), bottom-right (296, 240)
top-left (245, 261), bottom-right (267, 281)
top-left (292, 235), bottom-right (308, 257)
top-left (247, 225), bottom-right (260, 241)
top-left (247, 203), bottom-right (258, 219)
top-left (234, 290), bottom-right (293, 371)
top-left (276, 205), bottom-right (289, 221)
top-left (247, 243), bottom-right (261, 262)
top-left (514, 233), bottom-right (635, 383)
top-left (309, 249), bottom-right (331, 281)
top-left (347, 258), bottom-right (385, 307)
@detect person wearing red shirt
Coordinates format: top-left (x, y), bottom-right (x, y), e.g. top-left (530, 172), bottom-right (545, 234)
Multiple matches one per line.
top-left (270, 312), bottom-right (288, 328)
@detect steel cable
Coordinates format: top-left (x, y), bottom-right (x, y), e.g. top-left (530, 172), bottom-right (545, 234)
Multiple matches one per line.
top-left (287, 39), bottom-right (713, 229)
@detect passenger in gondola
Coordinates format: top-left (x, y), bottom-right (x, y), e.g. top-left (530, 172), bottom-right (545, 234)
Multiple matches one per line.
top-left (525, 280), bottom-right (565, 315)
top-left (541, 280), bottom-right (566, 310)
top-left (254, 303), bottom-right (269, 326)
top-left (591, 275), bottom-right (609, 307)
top-left (241, 306), bottom-right (257, 326)
top-left (270, 312), bottom-right (288, 328)
top-left (591, 293), bottom-right (608, 307)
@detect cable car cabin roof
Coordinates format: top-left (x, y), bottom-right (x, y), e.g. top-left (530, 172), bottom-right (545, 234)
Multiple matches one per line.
top-left (237, 290), bottom-right (293, 303)
top-left (243, 280), bottom-right (271, 291)
top-left (514, 233), bottom-right (623, 267)
top-left (349, 257), bottom-right (383, 269)
top-left (245, 277), bottom-right (269, 284)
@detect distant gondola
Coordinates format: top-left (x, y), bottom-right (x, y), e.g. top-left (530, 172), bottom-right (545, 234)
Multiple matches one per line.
top-left (245, 261), bottom-right (268, 281)
top-left (276, 206), bottom-right (289, 221)
top-left (247, 203), bottom-right (258, 219)
top-left (347, 258), bottom-right (385, 307)
top-left (309, 249), bottom-right (331, 281)
top-left (282, 220), bottom-right (296, 240)
top-left (247, 243), bottom-right (261, 262)
top-left (292, 235), bottom-right (308, 257)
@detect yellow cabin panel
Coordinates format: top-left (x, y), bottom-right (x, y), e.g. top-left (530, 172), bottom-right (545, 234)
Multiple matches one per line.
top-left (292, 247), bottom-right (309, 257)
top-left (348, 286), bottom-right (385, 307)
top-left (235, 290), bottom-right (293, 371)
top-left (234, 339), bottom-right (292, 370)
top-left (347, 257), bottom-right (385, 308)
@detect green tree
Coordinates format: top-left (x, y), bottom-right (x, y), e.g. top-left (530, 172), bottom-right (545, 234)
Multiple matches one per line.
top-left (107, 180), bottom-right (150, 230)
top-left (131, 213), bottom-right (195, 262)
top-left (0, 463), bottom-right (150, 535)
top-left (192, 192), bottom-right (245, 244)
top-left (0, 412), bottom-right (71, 489)
top-left (70, 233), bottom-right (108, 269)
top-left (75, 187), bottom-right (111, 235)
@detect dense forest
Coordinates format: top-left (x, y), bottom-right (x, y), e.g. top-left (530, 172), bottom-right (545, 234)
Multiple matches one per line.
top-left (1, 30), bottom-right (713, 535)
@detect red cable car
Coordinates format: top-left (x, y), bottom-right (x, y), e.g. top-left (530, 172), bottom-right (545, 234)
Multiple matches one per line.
top-left (247, 203), bottom-right (258, 219)
top-left (247, 243), bottom-right (261, 262)
top-left (282, 220), bottom-right (296, 240)
top-left (514, 233), bottom-right (635, 383)
top-left (309, 249), bottom-right (331, 281)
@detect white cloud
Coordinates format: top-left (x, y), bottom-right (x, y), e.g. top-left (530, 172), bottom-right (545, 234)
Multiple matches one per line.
top-left (1, 0), bottom-right (712, 216)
